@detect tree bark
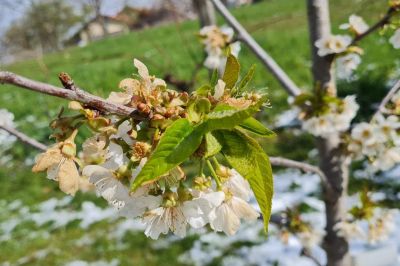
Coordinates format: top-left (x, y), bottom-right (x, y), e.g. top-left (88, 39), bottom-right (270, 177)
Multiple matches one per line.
top-left (193, 0), bottom-right (217, 27)
top-left (306, 1), bottom-right (351, 265)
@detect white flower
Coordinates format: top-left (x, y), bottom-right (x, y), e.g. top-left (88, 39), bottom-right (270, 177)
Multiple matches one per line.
top-left (340, 15), bottom-right (369, 35)
top-left (210, 193), bottom-right (259, 235)
top-left (336, 53), bottom-right (361, 80)
top-left (107, 78), bottom-right (140, 105)
top-left (0, 109), bottom-right (15, 128)
top-left (81, 134), bottom-right (107, 164)
top-left (133, 58), bottom-right (166, 91)
top-left (375, 114), bottom-right (400, 142)
top-left (334, 221), bottom-right (366, 239)
top-left (213, 79), bottom-right (226, 100)
top-left (111, 120), bottom-right (134, 145)
top-left (342, 95), bottom-right (360, 118)
top-left (143, 205), bottom-right (187, 239)
top-left (297, 229), bottom-right (323, 249)
top-left (371, 147), bottom-right (400, 171)
top-left (302, 116), bottom-right (335, 137)
top-left (32, 130), bottom-right (82, 196)
top-left (351, 122), bottom-right (378, 146)
top-left (199, 25), bottom-right (241, 71)
top-left (209, 172), bottom-right (259, 235)
top-left (389, 28), bottom-right (400, 49)
top-left (315, 35), bottom-right (352, 56)
top-left (204, 52), bottom-right (224, 70)
top-left (368, 210), bottom-right (396, 244)
top-left (223, 169), bottom-right (252, 201)
top-left (102, 142), bottom-right (129, 171)
top-left (83, 165), bottom-right (161, 217)
top-left (182, 190), bottom-right (225, 229)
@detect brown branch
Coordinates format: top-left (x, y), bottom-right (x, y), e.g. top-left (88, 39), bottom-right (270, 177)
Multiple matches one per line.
top-left (372, 79), bottom-right (400, 120)
top-left (0, 125), bottom-right (47, 152)
top-left (351, 7), bottom-right (397, 45)
top-left (0, 71), bottom-right (143, 120)
top-left (269, 156), bottom-right (332, 193)
top-left (300, 248), bottom-right (323, 266)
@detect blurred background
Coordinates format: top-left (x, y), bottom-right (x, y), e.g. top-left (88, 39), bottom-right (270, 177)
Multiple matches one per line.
top-left (1, 0), bottom-right (400, 265)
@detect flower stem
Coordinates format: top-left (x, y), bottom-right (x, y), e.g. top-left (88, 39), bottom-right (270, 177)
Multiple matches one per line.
top-left (207, 160), bottom-right (222, 190)
top-left (198, 158), bottom-right (205, 176)
top-left (212, 157), bottom-right (221, 170)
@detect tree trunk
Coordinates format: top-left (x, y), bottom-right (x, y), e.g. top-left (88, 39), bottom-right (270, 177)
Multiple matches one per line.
top-left (193, 0), bottom-right (216, 27)
top-left (306, 1), bottom-right (351, 265)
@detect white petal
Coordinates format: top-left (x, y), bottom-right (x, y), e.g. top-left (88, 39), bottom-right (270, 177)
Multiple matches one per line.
top-left (134, 58), bottom-right (150, 79)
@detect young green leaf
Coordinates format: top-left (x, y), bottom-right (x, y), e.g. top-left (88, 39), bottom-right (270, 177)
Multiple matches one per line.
top-left (195, 84), bottom-right (211, 96)
top-left (215, 129), bottom-right (273, 232)
top-left (239, 117), bottom-right (276, 137)
top-left (204, 97), bottom-right (266, 131)
top-left (238, 64), bottom-right (256, 93)
top-left (222, 54), bottom-right (240, 90)
top-left (204, 132), bottom-right (222, 158)
top-left (210, 69), bottom-right (219, 87)
top-left (130, 119), bottom-right (203, 191)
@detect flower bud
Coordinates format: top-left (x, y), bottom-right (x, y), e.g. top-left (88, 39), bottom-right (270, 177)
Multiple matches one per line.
top-left (216, 165), bottom-right (231, 179)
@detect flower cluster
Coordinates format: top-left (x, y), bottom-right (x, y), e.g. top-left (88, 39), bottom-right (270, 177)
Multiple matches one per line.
top-left (199, 25), bottom-right (241, 72)
top-left (315, 14), bottom-right (369, 80)
top-left (349, 114), bottom-right (400, 172)
top-left (32, 58), bottom-right (269, 239)
top-left (299, 95), bottom-right (359, 139)
top-left (278, 207), bottom-right (323, 249)
top-left (335, 191), bottom-right (397, 244)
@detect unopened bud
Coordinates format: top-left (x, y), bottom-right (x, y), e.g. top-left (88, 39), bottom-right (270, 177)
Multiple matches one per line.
top-left (216, 165), bottom-right (231, 179)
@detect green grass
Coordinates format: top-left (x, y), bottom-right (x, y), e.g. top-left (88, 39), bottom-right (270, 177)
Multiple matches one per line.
top-left (0, 0), bottom-right (399, 265)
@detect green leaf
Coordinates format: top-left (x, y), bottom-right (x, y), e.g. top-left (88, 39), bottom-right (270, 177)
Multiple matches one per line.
top-left (204, 97), bottom-right (266, 131)
top-left (222, 54), bottom-right (240, 90)
top-left (215, 129), bottom-right (273, 232)
top-left (238, 64), bottom-right (256, 92)
top-left (196, 85), bottom-right (211, 96)
top-left (240, 117), bottom-right (276, 137)
top-left (195, 98), bottom-right (211, 114)
top-left (210, 69), bottom-right (219, 87)
top-left (130, 119), bottom-right (203, 191)
top-left (293, 93), bottom-right (314, 106)
top-left (204, 132), bottom-right (222, 158)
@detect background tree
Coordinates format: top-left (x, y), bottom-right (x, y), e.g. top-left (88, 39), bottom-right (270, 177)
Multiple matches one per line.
top-left (2, 0), bottom-right (81, 53)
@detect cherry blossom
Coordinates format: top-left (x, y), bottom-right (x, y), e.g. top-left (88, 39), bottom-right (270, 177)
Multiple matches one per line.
top-left (315, 35), bottom-right (352, 56)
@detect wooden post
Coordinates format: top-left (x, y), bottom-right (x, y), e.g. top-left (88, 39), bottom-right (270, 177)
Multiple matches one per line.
top-left (193, 0), bottom-right (217, 27)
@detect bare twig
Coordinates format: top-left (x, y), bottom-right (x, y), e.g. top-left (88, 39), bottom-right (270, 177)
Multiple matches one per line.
top-left (372, 79), bottom-right (400, 120)
top-left (300, 248), bottom-right (323, 266)
top-left (0, 125), bottom-right (47, 152)
top-left (351, 7), bottom-right (397, 45)
top-left (0, 71), bottom-right (142, 119)
top-left (210, 0), bottom-right (301, 97)
top-left (269, 156), bottom-right (332, 193)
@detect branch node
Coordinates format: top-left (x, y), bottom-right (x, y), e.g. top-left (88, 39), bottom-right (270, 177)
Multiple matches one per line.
top-left (58, 72), bottom-right (75, 90)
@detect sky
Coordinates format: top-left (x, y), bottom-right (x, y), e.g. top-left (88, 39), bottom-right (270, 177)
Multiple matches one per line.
top-left (0, 0), bottom-right (160, 36)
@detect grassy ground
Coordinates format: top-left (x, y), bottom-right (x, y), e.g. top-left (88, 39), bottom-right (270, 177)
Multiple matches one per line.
top-left (0, 0), bottom-right (399, 265)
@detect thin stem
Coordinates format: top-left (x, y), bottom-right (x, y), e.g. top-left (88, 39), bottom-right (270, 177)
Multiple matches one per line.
top-left (211, 156), bottom-right (221, 169)
top-left (207, 160), bottom-right (222, 190)
top-left (371, 79), bottom-right (400, 121)
top-left (0, 125), bottom-right (47, 152)
top-left (198, 158), bottom-right (205, 176)
top-left (351, 7), bottom-right (397, 45)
